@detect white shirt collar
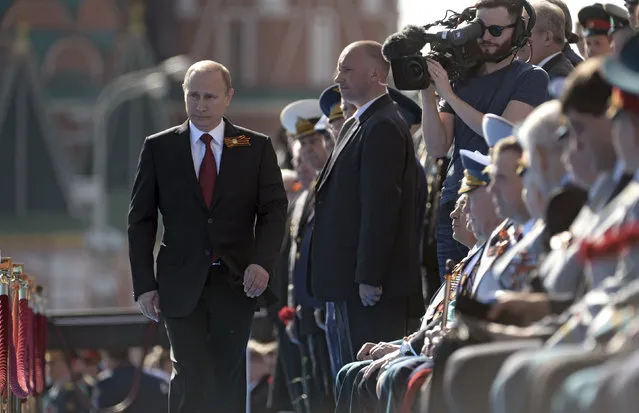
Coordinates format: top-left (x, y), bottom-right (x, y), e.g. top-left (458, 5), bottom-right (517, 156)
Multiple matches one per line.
top-left (353, 93), bottom-right (387, 120)
top-left (538, 51), bottom-right (562, 69)
top-left (634, 168), bottom-right (639, 182)
top-left (189, 119), bottom-right (225, 147)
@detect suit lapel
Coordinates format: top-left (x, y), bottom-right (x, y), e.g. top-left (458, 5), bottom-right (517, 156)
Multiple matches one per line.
top-left (315, 94), bottom-right (394, 193)
top-left (175, 121), bottom-right (209, 212)
top-left (209, 118), bottom-right (245, 211)
top-left (315, 117), bottom-right (358, 192)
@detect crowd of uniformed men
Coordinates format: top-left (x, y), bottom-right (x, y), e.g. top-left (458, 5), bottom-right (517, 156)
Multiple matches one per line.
top-left (40, 0), bottom-right (639, 412)
top-left (266, 0), bottom-right (639, 412)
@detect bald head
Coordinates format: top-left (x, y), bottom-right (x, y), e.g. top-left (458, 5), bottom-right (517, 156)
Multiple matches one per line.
top-left (335, 41), bottom-right (390, 107)
top-left (347, 41), bottom-right (390, 79)
top-left (183, 60), bottom-right (232, 94)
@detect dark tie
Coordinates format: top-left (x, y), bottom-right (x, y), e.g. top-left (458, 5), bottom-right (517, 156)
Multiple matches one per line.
top-left (199, 133), bottom-right (217, 207)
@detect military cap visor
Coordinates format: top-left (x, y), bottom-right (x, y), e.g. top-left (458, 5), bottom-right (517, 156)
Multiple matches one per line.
top-left (459, 149), bottom-right (491, 194)
top-left (280, 99), bottom-right (323, 139)
top-left (482, 114), bottom-right (515, 147)
top-left (601, 32), bottom-right (639, 95)
top-left (578, 4), bottom-right (613, 37)
top-left (604, 3), bottom-right (630, 34)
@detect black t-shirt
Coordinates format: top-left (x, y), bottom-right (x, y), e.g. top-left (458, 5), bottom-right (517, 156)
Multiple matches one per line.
top-left (439, 60), bottom-right (550, 205)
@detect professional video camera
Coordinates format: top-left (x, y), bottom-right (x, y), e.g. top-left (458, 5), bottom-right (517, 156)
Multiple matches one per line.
top-left (382, 8), bottom-right (484, 91)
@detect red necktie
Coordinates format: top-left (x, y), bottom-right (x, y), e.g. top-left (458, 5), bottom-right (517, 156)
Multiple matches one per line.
top-left (199, 133), bottom-right (219, 264)
top-left (199, 133), bottom-right (217, 207)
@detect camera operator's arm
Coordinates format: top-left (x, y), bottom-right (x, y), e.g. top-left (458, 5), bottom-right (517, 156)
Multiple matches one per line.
top-left (420, 85), bottom-right (454, 158)
top-left (426, 59), bottom-right (540, 137)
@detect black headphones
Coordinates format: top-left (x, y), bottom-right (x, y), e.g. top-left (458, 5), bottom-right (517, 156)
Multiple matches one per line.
top-left (513, 0), bottom-right (537, 49)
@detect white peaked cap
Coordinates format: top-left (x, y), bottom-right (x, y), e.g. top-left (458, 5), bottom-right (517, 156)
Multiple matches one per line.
top-left (482, 113), bottom-right (515, 147)
top-left (280, 99), bottom-right (323, 135)
top-left (314, 114), bottom-right (329, 131)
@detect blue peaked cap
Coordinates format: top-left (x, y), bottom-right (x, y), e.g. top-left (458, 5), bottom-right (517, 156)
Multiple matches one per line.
top-left (482, 114), bottom-right (515, 147)
top-left (459, 149), bottom-right (491, 194)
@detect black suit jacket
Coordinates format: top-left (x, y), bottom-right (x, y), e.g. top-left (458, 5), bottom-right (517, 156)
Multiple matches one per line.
top-left (542, 53), bottom-right (575, 80)
top-left (562, 43), bottom-right (583, 67)
top-left (309, 94), bottom-right (420, 302)
top-left (128, 119), bottom-right (288, 317)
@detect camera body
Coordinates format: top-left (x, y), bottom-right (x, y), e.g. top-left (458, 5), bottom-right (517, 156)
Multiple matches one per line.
top-left (382, 8), bottom-right (484, 91)
top-left (389, 47), bottom-right (478, 91)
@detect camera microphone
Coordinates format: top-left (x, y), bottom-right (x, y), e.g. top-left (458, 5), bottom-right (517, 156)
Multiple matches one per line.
top-left (382, 25), bottom-right (432, 60)
top-left (434, 19), bottom-right (484, 47)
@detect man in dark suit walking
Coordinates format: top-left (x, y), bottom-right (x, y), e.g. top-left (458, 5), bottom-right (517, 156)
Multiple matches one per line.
top-left (128, 60), bottom-right (288, 412)
top-left (309, 41), bottom-right (421, 370)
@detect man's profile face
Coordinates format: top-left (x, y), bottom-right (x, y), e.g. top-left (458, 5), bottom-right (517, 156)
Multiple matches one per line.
top-left (335, 46), bottom-right (375, 105)
top-left (585, 35), bottom-right (612, 58)
top-left (565, 109), bottom-right (613, 176)
top-left (183, 69), bottom-right (233, 131)
top-left (450, 194), bottom-right (469, 243)
top-left (611, 110), bottom-right (639, 170)
top-left (487, 149), bottom-right (525, 220)
top-left (477, 6), bottom-right (517, 62)
top-left (467, 187), bottom-right (497, 238)
top-left (299, 132), bottom-right (330, 171)
top-left (291, 142), bottom-right (316, 189)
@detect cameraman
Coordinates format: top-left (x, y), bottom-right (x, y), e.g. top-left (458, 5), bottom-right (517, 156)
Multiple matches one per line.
top-left (421, 0), bottom-right (550, 280)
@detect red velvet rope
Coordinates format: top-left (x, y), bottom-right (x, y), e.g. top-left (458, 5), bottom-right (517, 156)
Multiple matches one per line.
top-left (578, 222), bottom-right (639, 262)
top-left (0, 294), bottom-right (9, 398)
top-left (9, 285), bottom-right (29, 399)
top-left (34, 312), bottom-right (45, 395)
top-left (27, 305), bottom-right (35, 394)
top-left (17, 298), bottom-right (31, 395)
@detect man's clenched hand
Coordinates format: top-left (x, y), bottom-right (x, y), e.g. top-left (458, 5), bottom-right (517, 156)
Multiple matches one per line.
top-left (138, 290), bottom-right (160, 322)
top-left (244, 264), bottom-right (269, 298)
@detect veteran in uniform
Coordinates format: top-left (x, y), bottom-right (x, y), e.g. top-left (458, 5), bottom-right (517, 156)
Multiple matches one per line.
top-left (280, 99), bottom-right (335, 413)
top-left (578, 3), bottom-right (614, 57)
top-left (605, 3), bottom-right (633, 51)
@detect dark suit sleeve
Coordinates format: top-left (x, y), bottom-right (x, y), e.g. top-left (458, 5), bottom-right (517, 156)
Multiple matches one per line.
top-left (252, 137), bottom-right (288, 274)
top-left (127, 138), bottom-right (159, 300)
top-left (355, 120), bottom-right (406, 286)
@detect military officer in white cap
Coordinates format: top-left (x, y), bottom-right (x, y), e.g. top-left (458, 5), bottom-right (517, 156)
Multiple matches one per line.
top-left (280, 99), bottom-right (335, 412)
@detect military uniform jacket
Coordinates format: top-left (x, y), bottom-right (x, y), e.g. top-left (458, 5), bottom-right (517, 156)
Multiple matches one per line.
top-left (472, 219), bottom-right (521, 302)
top-left (490, 219), bottom-right (547, 292)
top-left (408, 242), bottom-right (485, 353)
top-left (541, 176), bottom-right (639, 297)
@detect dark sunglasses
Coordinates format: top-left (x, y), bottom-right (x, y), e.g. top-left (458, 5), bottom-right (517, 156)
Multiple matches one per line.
top-left (483, 22), bottom-right (517, 37)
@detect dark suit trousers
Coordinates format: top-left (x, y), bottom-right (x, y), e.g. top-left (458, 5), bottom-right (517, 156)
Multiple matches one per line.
top-left (164, 266), bottom-right (255, 413)
top-left (332, 298), bottom-right (408, 371)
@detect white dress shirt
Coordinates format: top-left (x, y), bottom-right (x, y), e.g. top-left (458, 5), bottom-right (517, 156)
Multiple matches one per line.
top-left (190, 120), bottom-right (225, 176)
top-left (353, 92), bottom-right (387, 120)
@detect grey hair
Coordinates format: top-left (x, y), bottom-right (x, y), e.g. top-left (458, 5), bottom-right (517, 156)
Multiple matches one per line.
top-left (516, 99), bottom-right (567, 198)
top-left (531, 0), bottom-right (566, 45)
